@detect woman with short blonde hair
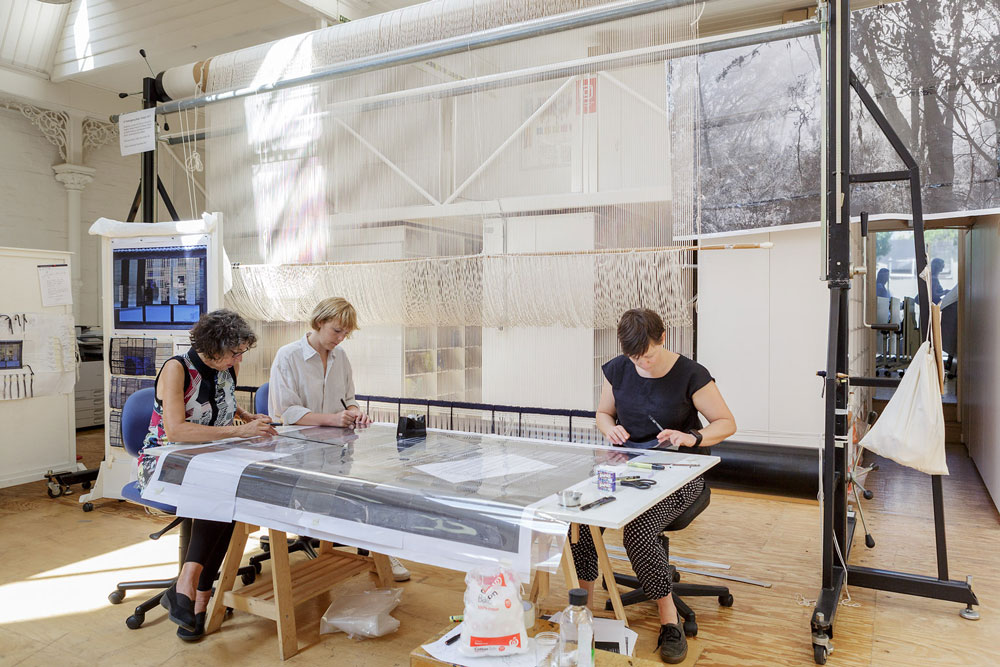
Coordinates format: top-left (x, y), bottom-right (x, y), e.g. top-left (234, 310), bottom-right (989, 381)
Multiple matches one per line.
top-left (268, 296), bottom-right (369, 428)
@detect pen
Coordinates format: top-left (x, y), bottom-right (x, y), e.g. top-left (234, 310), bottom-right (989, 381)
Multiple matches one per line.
top-left (648, 415), bottom-right (665, 431)
top-left (579, 495), bottom-right (616, 511)
top-left (445, 631), bottom-right (462, 645)
top-left (449, 615), bottom-right (463, 622)
top-left (340, 398), bottom-right (349, 410)
top-left (628, 461), bottom-right (665, 471)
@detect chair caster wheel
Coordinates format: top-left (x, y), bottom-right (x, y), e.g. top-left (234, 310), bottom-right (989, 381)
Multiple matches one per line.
top-left (47, 482), bottom-right (62, 498)
top-left (813, 644), bottom-right (828, 664)
top-left (719, 593), bottom-right (734, 607)
top-left (683, 620), bottom-right (697, 637)
top-left (83, 502), bottom-right (94, 512)
top-left (863, 489), bottom-right (873, 500)
top-left (108, 589), bottom-right (125, 604)
top-left (126, 612), bottom-right (144, 629)
top-left (242, 571), bottom-right (256, 586)
top-left (82, 480), bottom-right (92, 490)
top-left (253, 561), bottom-right (263, 574)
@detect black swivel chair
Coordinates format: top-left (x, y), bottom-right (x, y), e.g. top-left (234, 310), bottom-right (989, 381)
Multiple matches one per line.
top-left (606, 484), bottom-right (733, 637)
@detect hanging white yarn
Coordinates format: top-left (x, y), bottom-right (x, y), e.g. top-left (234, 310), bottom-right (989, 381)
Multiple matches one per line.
top-left (226, 248), bottom-right (692, 329)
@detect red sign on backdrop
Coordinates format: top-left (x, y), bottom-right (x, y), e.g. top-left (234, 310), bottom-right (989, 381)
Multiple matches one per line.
top-left (577, 77), bottom-right (597, 114)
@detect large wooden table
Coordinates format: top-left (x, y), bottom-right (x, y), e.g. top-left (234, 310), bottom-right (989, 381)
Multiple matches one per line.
top-left (140, 424), bottom-right (717, 659)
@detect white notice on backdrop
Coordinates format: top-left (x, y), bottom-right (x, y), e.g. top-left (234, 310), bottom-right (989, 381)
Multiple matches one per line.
top-left (37, 264), bottom-right (72, 307)
top-left (118, 108), bottom-right (156, 156)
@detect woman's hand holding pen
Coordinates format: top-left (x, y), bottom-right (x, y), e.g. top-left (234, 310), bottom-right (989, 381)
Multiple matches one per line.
top-left (605, 424), bottom-right (630, 445)
top-left (656, 429), bottom-right (697, 447)
top-left (332, 410), bottom-right (358, 428)
top-left (236, 418), bottom-right (278, 438)
top-left (338, 398), bottom-right (371, 428)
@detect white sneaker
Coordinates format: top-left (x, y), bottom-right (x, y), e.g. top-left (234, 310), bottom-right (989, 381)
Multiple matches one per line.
top-left (389, 556), bottom-right (411, 582)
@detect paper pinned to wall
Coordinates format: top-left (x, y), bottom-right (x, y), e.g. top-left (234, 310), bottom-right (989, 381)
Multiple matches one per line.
top-left (0, 312), bottom-right (75, 400)
top-left (37, 264), bottom-right (72, 307)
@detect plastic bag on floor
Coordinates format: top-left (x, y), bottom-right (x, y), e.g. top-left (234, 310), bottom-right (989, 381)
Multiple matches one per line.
top-left (459, 562), bottom-right (527, 657)
top-left (860, 340), bottom-right (948, 475)
top-left (320, 588), bottom-right (403, 639)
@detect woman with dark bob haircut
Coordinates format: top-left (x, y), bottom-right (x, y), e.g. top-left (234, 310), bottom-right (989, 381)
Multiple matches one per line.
top-left (574, 308), bottom-right (736, 664)
top-left (138, 309), bottom-right (276, 641)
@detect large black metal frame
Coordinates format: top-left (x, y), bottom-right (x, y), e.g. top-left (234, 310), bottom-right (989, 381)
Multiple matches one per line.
top-left (812, 2), bottom-right (977, 663)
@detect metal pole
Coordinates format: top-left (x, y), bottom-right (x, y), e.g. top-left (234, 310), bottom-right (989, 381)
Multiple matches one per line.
top-left (156, 20), bottom-right (820, 145)
top-left (140, 0), bottom-right (710, 119)
top-left (141, 76), bottom-right (157, 223)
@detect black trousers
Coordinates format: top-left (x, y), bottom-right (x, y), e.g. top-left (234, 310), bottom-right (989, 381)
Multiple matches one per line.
top-left (185, 519), bottom-right (236, 591)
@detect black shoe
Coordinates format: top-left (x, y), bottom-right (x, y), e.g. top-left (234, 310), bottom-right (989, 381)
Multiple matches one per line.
top-left (657, 623), bottom-right (688, 664)
top-left (177, 612), bottom-right (206, 642)
top-left (160, 585), bottom-right (197, 632)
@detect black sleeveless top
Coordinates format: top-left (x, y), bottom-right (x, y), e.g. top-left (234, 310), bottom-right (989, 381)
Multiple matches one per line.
top-left (602, 353), bottom-right (714, 445)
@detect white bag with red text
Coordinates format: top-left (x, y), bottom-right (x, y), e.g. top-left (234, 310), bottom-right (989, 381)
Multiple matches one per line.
top-left (859, 340), bottom-right (948, 475)
top-left (458, 562), bottom-right (528, 657)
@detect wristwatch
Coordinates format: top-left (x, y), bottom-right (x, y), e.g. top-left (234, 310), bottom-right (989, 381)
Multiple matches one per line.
top-left (688, 429), bottom-right (703, 447)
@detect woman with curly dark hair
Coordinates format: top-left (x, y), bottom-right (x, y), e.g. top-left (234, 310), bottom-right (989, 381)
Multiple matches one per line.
top-left (138, 309), bottom-right (276, 641)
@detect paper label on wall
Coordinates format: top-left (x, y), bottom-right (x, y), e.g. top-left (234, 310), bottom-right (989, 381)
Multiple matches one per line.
top-left (37, 264), bottom-right (72, 307)
top-left (119, 108), bottom-right (156, 156)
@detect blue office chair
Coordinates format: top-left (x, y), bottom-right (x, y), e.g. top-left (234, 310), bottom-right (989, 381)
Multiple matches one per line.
top-left (107, 387), bottom-right (189, 629)
top-left (254, 381), bottom-right (269, 415)
top-left (109, 387), bottom-right (256, 629)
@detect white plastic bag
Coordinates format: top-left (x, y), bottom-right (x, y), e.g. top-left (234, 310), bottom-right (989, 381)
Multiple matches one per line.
top-left (859, 340), bottom-right (948, 475)
top-left (459, 562), bottom-right (528, 657)
top-left (320, 588), bottom-right (403, 639)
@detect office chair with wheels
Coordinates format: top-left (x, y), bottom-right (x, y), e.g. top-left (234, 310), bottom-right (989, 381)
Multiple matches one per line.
top-left (109, 387), bottom-right (256, 628)
top-left (607, 485), bottom-right (733, 637)
top-left (249, 382), bottom-right (321, 571)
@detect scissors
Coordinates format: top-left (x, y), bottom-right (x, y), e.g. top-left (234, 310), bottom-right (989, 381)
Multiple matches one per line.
top-left (620, 478), bottom-right (657, 490)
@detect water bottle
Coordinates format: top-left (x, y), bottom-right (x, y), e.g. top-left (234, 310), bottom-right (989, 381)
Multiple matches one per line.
top-left (558, 588), bottom-right (594, 667)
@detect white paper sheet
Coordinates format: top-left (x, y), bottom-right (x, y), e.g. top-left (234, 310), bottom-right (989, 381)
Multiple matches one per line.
top-left (416, 454), bottom-right (554, 484)
top-left (118, 108), bottom-right (156, 156)
top-left (421, 624), bottom-right (538, 667)
top-left (36, 264), bottom-right (72, 307)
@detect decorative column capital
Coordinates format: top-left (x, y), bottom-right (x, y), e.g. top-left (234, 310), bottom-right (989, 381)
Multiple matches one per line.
top-left (53, 163), bottom-right (96, 191)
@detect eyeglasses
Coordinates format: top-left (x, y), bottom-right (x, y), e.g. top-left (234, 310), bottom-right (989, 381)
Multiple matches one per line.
top-left (230, 347), bottom-right (250, 357)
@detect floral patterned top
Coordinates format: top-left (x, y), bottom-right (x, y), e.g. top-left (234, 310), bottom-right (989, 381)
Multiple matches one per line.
top-left (137, 347), bottom-right (237, 489)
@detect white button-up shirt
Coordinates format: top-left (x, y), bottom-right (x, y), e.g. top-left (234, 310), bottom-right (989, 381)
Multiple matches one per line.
top-left (268, 334), bottom-right (359, 425)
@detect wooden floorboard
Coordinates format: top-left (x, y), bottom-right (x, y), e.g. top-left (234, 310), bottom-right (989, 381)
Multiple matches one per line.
top-left (0, 432), bottom-right (995, 666)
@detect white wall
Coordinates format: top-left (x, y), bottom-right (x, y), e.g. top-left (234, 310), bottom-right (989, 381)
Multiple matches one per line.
top-left (962, 213), bottom-right (1000, 509)
top-left (482, 213), bottom-right (596, 409)
top-left (698, 225), bottom-right (830, 448)
top-left (0, 109), bottom-right (200, 327)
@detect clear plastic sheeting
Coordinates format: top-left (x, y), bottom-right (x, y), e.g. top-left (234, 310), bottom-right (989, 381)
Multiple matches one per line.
top-left (140, 424), bottom-right (658, 577)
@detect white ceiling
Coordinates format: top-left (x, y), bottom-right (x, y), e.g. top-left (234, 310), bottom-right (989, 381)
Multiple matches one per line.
top-left (0, 0), bottom-right (422, 98)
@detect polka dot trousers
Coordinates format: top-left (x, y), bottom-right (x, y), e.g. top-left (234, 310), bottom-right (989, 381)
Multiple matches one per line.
top-left (570, 476), bottom-right (705, 600)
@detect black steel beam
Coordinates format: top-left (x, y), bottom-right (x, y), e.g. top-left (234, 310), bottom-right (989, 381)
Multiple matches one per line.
top-left (847, 566), bottom-right (978, 605)
top-left (811, 566), bottom-right (845, 635)
top-left (141, 76), bottom-right (157, 223)
top-left (849, 376), bottom-right (902, 388)
top-left (849, 170), bottom-right (911, 183)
